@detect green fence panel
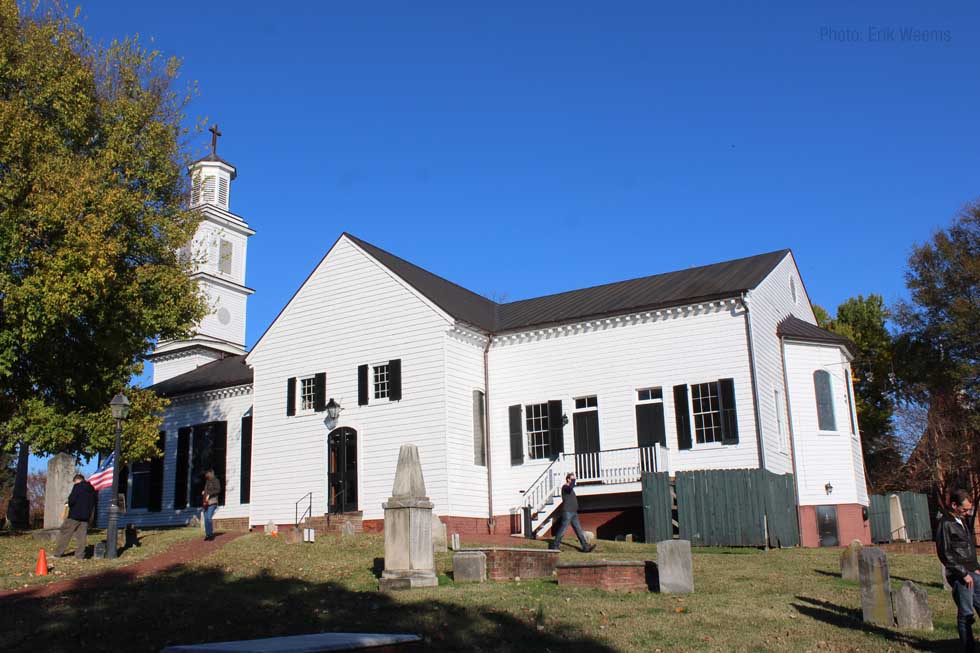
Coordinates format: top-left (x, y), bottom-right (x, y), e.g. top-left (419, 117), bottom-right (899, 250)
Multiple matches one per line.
top-left (897, 492), bottom-right (933, 541)
top-left (641, 472), bottom-right (673, 543)
top-left (868, 494), bottom-right (891, 543)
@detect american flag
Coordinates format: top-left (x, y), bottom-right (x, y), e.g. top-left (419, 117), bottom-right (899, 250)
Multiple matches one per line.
top-left (88, 453), bottom-right (115, 491)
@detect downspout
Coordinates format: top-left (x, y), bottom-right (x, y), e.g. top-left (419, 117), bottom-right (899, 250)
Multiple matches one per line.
top-left (483, 334), bottom-right (495, 532)
top-left (740, 292), bottom-right (767, 471)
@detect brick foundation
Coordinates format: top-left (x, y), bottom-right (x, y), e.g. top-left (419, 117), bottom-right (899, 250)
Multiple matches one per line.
top-left (363, 514), bottom-right (513, 536)
top-left (557, 560), bottom-right (653, 592)
top-left (462, 547), bottom-right (559, 581)
top-left (879, 541), bottom-right (937, 555)
top-left (539, 508), bottom-right (644, 540)
top-left (305, 512), bottom-right (363, 536)
top-left (799, 504), bottom-right (872, 548)
top-left (213, 517), bottom-right (250, 532)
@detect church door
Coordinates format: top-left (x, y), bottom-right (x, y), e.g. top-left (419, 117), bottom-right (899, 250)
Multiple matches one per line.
top-left (328, 427), bottom-right (357, 513)
top-left (573, 410), bottom-right (601, 481)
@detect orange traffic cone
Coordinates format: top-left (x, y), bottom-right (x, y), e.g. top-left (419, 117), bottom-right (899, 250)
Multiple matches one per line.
top-left (35, 548), bottom-right (49, 576)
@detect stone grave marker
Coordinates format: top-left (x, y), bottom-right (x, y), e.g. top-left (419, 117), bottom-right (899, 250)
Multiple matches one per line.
top-left (432, 514), bottom-right (447, 553)
top-left (656, 539), bottom-right (694, 594)
top-left (341, 521), bottom-right (356, 537)
top-left (453, 550), bottom-right (487, 583)
top-left (859, 547), bottom-right (894, 627)
top-left (893, 580), bottom-right (933, 630)
top-left (43, 453), bottom-right (76, 529)
top-left (378, 444), bottom-right (438, 590)
top-left (584, 530), bottom-right (597, 546)
top-left (840, 539), bottom-right (863, 581)
top-left (450, 533), bottom-right (461, 551)
top-left (265, 520), bottom-right (277, 535)
top-left (282, 527), bottom-right (302, 544)
top-left (941, 564), bottom-right (952, 591)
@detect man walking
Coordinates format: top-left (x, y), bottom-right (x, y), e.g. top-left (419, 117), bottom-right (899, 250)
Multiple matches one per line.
top-left (201, 468), bottom-right (221, 541)
top-left (937, 488), bottom-right (980, 652)
top-left (52, 473), bottom-right (97, 559)
top-left (549, 472), bottom-right (595, 552)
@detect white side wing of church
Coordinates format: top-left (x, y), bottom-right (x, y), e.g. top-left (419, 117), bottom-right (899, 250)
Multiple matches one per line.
top-left (101, 151), bottom-right (872, 548)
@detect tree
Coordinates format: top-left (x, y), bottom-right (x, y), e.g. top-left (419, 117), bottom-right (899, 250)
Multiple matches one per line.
top-left (0, 1), bottom-right (206, 462)
top-left (892, 202), bottom-right (980, 510)
top-left (821, 295), bottom-right (902, 492)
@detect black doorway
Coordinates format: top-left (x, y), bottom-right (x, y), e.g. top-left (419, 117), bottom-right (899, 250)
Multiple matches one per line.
top-left (328, 427), bottom-right (357, 513)
top-left (815, 505), bottom-right (839, 547)
top-left (573, 411), bottom-right (601, 480)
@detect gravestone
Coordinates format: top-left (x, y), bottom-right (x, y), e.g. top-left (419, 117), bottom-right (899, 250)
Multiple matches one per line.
top-left (893, 580), bottom-right (933, 630)
top-left (265, 520), bottom-right (277, 535)
top-left (450, 533), bottom-right (461, 551)
top-left (941, 564), bottom-right (952, 591)
top-left (453, 550), bottom-right (487, 583)
top-left (93, 541), bottom-right (107, 559)
top-left (840, 539), bottom-right (863, 582)
top-left (584, 530), bottom-right (596, 546)
top-left (625, 534), bottom-right (634, 543)
top-left (341, 521), bottom-right (356, 537)
top-left (432, 514), bottom-right (447, 553)
top-left (282, 527), bottom-right (302, 544)
top-left (43, 453), bottom-right (76, 529)
top-left (859, 547), bottom-right (894, 627)
top-left (656, 539), bottom-right (694, 593)
top-left (378, 444), bottom-right (438, 590)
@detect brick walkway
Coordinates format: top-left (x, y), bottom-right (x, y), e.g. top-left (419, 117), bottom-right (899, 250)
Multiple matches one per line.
top-left (0, 531), bottom-right (243, 602)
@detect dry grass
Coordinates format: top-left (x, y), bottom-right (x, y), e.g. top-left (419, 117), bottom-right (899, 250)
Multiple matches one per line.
top-left (1, 530), bottom-right (961, 652)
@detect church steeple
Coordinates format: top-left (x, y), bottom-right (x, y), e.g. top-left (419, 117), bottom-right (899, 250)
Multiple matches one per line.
top-left (150, 126), bottom-right (255, 385)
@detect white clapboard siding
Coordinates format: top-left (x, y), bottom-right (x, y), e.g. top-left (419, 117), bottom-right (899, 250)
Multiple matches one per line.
top-left (486, 304), bottom-right (759, 514)
top-left (443, 329), bottom-right (490, 518)
top-left (784, 341), bottom-right (868, 506)
top-left (247, 237), bottom-right (454, 524)
top-left (96, 388), bottom-right (253, 528)
top-left (744, 252), bottom-right (817, 474)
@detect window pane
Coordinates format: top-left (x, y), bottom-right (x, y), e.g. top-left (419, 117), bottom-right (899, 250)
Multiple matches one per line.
top-left (373, 364), bottom-right (389, 399)
top-left (814, 370), bottom-right (837, 431)
top-left (130, 462), bottom-right (151, 509)
top-left (691, 382), bottom-right (722, 444)
top-left (637, 389), bottom-right (650, 401)
top-left (525, 403), bottom-right (551, 459)
top-left (301, 377), bottom-right (316, 411)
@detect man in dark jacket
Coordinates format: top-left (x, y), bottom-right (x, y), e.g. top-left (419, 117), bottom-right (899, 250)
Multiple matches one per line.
top-left (937, 488), bottom-right (980, 652)
top-left (201, 469), bottom-right (221, 541)
top-left (548, 472), bottom-right (595, 552)
top-left (52, 474), bottom-right (97, 560)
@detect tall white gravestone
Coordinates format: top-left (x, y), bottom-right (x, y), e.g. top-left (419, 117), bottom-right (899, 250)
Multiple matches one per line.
top-left (379, 444), bottom-right (438, 590)
top-left (43, 453), bottom-right (77, 529)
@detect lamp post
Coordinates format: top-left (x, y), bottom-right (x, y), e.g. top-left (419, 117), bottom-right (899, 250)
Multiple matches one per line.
top-left (325, 398), bottom-right (342, 421)
top-left (107, 392), bottom-right (131, 559)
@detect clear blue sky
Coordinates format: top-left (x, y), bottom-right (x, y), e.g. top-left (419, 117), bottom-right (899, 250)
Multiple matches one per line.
top-left (76, 0), bottom-right (977, 354)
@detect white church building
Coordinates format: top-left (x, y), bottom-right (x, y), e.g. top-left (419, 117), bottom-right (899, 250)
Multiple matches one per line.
top-left (103, 145), bottom-right (872, 548)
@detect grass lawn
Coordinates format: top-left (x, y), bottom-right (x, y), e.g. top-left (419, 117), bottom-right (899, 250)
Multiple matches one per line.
top-left (0, 526), bottom-right (202, 591)
top-left (1, 531), bottom-right (961, 652)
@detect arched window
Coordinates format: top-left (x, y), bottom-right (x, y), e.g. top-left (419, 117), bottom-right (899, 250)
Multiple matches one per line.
top-left (813, 370), bottom-right (836, 431)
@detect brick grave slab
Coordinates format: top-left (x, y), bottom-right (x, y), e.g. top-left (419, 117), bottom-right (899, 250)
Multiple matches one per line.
top-left (461, 547), bottom-right (560, 581)
top-left (557, 560), bottom-right (655, 592)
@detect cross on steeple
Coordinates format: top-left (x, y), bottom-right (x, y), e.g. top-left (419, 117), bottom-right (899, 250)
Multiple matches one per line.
top-left (209, 123), bottom-right (222, 155)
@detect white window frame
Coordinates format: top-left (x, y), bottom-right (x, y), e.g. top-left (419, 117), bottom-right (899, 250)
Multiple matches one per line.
top-left (573, 395), bottom-right (598, 412)
top-left (298, 375), bottom-right (317, 414)
top-left (690, 381), bottom-right (724, 446)
top-left (636, 387), bottom-right (664, 405)
top-left (774, 387), bottom-right (787, 453)
top-left (371, 362), bottom-right (390, 403)
top-left (814, 369), bottom-right (838, 434)
top-left (219, 239), bottom-right (233, 276)
top-left (525, 402), bottom-right (551, 461)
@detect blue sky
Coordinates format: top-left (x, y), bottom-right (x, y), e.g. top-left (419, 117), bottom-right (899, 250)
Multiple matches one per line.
top-left (74, 1), bottom-right (977, 358)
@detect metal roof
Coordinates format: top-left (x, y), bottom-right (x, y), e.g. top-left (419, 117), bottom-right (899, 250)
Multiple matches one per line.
top-left (777, 316), bottom-right (857, 355)
top-left (150, 354), bottom-right (252, 398)
top-left (347, 234), bottom-right (790, 332)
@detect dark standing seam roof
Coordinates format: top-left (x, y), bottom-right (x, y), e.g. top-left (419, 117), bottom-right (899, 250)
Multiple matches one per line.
top-left (777, 316), bottom-right (857, 356)
top-left (346, 233), bottom-right (789, 332)
top-left (150, 354), bottom-right (252, 398)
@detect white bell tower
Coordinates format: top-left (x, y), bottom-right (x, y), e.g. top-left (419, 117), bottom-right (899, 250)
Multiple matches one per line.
top-left (150, 125), bottom-right (255, 384)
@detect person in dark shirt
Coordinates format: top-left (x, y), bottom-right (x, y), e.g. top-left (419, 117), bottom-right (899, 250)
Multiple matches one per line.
top-left (548, 472), bottom-right (595, 552)
top-left (52, 474), bottom-right (97, 559)
top-left (937, 488), bottom-right (980, 652)
top-left (202, 469), bottom-right (221, 541)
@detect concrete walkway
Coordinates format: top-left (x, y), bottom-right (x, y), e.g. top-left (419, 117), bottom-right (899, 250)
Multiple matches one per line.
top-left (0, 531), bottom-right (243, 602)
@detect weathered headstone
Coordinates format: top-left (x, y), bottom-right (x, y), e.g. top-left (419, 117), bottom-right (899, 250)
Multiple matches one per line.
top-left (93, 541), bottom-right (107, 559)
top-left (43, 453), bottom-right (76, 529)
top-left (432, 514), bottom-right (447, 553)
top-left (450, 533), bottom-right (461, 551)
top-left (655, 539), bottom-right (694, 593)
top-left (282, 527), bottom-right (302, 544)
top-left (625, 534), bottom-right (634, 543)
top-left (264, 520), bottom-right (277, 535)
top-left (378, 444), bottom-right (438, 590)
top-left (584, 530), bottom-right (597, 546)
top-left (859, 547), bottom-right (894, 627)
top-left (893, 580), bottom-right (933, 630)
top-left (840, 539), bottom-right (863, 582)
top-left (941, 564), bottom-right (952, 591)
top-left (453, 550), bottom-right (487, 583)
top-left (340, 520), bottom-right (356, 537)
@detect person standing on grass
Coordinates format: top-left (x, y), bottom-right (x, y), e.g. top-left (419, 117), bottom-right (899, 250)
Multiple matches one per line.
top-left (52, 474), bottom-right (97, 559)
top-left (201, 469), bottom-right (221, 541)
top-left (549, 472), bottom-right (595, 552)
top-left (937, 488), bottom-right (980, 653)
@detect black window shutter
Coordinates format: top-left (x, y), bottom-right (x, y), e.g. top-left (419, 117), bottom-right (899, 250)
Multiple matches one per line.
top-left (673, 385), bottom-right (693, 450)
top-left (148, 431), bottom-right (166, 512)
top-left (314, 372), bottom-right (327, 412)
top-left (240, 416), bottom-right (252, 505)
top-left (509, 404), bottom-right (524, 465)
top-left (358, 364), bottom-right (369, 405)
top-left (118, 464), bottom-right (129, 511)
top-left (636, 403), bottom-right (667, 447)
top-left (473, 390), bottom-right (486, 466)
top-left (174, 427), bottom-right (191, 509)
top-left (286, 377), bottom-right (297, 416)
top-left (388, 359), bottom-right (402, 401)
top-left (547, 400), bottom-right (564, 458)
top-left (718, 378), bottom-right (739, 444)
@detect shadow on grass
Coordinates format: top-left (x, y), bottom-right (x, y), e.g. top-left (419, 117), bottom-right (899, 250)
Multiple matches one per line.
top-left (792, 595), bottom-right (952, 652)
top-left (1, 563), bottom-right (617, 653)
top-left (813, 568), bottom-right (945, 590)
top-left (892, 574), bottom-right (944, 590)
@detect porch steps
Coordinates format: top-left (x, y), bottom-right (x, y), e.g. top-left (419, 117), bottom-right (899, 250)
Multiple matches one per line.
top-left (303, 512), bottom-right (364, 536)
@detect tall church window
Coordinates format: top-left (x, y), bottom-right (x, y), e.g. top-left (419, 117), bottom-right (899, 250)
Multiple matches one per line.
top-left (691, 382), bottom-right (723, 444)
top-left (190, 422), bottom-right (227, 506)
top-left (813, 370), bottom-right (837, 432)
top-left (219, 239), bottom-right (233, 275)
top-left (300, 376), bottom-right (316, 412)
top-left (373, 364), bottom-right (390, 399)
top-left (525, 403), bottom-right (551, 460)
